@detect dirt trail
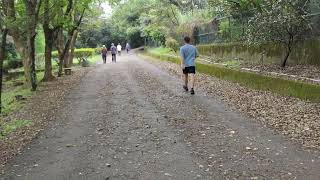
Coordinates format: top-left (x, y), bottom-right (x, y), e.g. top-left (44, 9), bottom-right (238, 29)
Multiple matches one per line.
top-left (1, 53), bottom-right (320, 180)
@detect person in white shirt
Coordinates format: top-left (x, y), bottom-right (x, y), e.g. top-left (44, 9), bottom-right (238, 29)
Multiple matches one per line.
top-left (117, 43), bottom-right (122, 56)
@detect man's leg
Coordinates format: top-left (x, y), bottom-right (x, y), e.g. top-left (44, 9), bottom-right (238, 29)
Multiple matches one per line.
top-left (103, 55), bottom-right (106, 64)
top-left (183, 72), bottom-right (188, 91)
top-left (189, 73), bottom-right (195, 95)
top-left (185, 74), bottom-right (188, 87)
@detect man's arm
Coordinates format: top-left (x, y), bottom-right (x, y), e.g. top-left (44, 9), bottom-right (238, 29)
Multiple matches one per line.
top-left (195, 47), bottom-right (199, 58)
top-left (180, 48), bottom-right (185, 69)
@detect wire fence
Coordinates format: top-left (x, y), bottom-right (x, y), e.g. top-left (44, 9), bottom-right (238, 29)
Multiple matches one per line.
top-left (194, 16), bottom-right (248, 44)
top-left (194, 8), bottom-right (320, 45)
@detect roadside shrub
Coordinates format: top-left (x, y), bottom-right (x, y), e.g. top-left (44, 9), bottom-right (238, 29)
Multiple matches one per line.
top-left (95, 47), bottom-right (102, 54)
top-left (165, 37), bottom-right (179, 53)
top-left (74, 48), bottom-right (95, 59)
top-left (51, 48), bottom-right (95, 60)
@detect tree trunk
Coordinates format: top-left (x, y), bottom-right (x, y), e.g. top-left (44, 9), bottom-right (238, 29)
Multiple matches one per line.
top-left (67, 30), bottom-right (78, 68)
top-left (42, 0), bottom-right (55, 82)
top-left (57, 28), bottom-right (68, 77)
top-left (43, 29), bottom-right (55, 81)
top-left (281, 48), bottom-right (291, 68)
top-left (281, 38), bottom-right (293, 68)
top-left (0, 29), bottom-right (8, 113)
top-left (26, 32), bottom-right (37, 91)
top-left (12, 37), bottom-right (32, 84)
top-left (24, 0), bottom-right (38, 91)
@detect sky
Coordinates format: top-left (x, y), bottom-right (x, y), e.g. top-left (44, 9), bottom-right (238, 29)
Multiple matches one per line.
top-left (101, 3), bottom-right (113, 18)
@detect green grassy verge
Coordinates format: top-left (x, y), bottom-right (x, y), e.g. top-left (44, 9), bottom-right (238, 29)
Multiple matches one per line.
top-left (1, 71), bottom-right (45, 116)
top-left (148, 47), bottom-right (176, 56)
top-left (144, 51), bottom-right (320, 102)
top-left (0, 119), bottom-right (32, 139)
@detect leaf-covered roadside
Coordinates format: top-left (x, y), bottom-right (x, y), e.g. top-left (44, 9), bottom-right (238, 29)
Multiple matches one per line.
top-left (0, 66), bottom-right (91, 174)
top-left (145, 57), bottom-right (320, 149)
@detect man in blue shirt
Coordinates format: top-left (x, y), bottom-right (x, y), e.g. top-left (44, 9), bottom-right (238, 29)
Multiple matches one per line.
top-left (180, 36), bottom-right (198, 95)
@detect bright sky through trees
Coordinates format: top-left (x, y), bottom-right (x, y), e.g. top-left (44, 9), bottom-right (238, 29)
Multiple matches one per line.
top-left (101, 3), bottom-right (113, 18)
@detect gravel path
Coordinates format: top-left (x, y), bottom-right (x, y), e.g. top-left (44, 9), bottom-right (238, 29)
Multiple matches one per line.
top-left (1, 54), bottom-right (320, 180)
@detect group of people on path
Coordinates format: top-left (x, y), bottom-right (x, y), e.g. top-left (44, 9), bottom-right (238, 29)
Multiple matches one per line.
top-left (101, 43), bottom-right (131, 64)
top-left (100, 36), bottom-right (198, 96)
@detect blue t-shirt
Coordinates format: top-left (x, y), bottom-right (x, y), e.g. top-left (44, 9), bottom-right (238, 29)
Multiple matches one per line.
top-left (111, 45), bottom-right (117, 54)
top-left (180, 44), bottom-right (198, 67)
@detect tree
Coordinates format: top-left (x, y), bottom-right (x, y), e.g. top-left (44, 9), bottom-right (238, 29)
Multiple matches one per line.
top-left (24, 0), bottom-right (43, 90)
top-left (57, 5), bottom-right (86, 76)
top-left (55, 0), bottom-right (98, 76)
top-left (107, 0), bottom-right (183, 47)
top-left (41, 0), bottom-right (62, 81)
top-left (247, 0), bottom-right (312, 67)
top-left (1, 0), bottom-right (42, 91)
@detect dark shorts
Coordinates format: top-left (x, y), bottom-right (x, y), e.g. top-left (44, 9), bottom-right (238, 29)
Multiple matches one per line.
top-left (183, 66), bottom-right (196, 74)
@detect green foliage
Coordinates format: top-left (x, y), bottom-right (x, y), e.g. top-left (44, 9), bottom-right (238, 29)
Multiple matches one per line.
top-left (0, 120), bottom-right (32, 138)
top-left (145, 50), bottom-right (320, 102)
top-left (246, 0), bottom-right (311, 67)
top-left (165, 38), bottom-right (179, 52)
top-left (247, 0), bottom-right (311, 45)
top-left (35, 28), bottom-right (45, 54)
top-left (73, 48), bottom-right (95, 59)
top-left (52, 48), bottom-right (95, 59)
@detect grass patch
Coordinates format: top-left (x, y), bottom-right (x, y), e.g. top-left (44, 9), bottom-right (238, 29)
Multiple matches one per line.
top-left (87, 55), bottom-right (102, 65)
top-left (148, 47), bottom-right (177, 56)
top-left (144, 50), bottom-right (320, 102)
top-left (1, 87), bottom-right (34, 116)
top-left (0, 119), bottom-right (32, 138)
top-left (223, 60), bottom-right (242, 69)
top-left (2, 70), bottom-right (44, 116)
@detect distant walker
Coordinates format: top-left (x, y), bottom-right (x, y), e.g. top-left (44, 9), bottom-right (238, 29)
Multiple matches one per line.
top-left (110, 43), bottom-right (117, 63)
top-left (125, 42), bottom-right (131, 54)
top-left (101, 45), bottom-right (108, 64)
top-left (117, 43), bottom-right (122, 56)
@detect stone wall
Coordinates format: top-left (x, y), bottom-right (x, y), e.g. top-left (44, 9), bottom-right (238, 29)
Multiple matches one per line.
top-left (197, 40), bottom-right (320, 66)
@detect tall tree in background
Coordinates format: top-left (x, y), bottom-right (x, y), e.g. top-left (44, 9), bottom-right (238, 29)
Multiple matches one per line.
top-left (56, 0), bottom-right (93, 76)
